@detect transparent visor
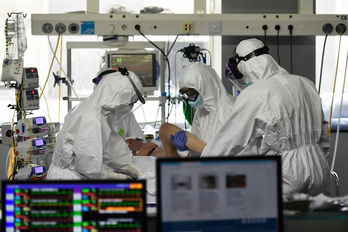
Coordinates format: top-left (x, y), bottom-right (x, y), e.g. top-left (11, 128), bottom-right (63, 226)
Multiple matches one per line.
top-left (131, 101), bottom-right (143, 113)
top-left (225, 59), bottom-right (248, 91)
top-left (113, 102), bottom-right (143, 126)
top-left (126, 75), bottom-right (146, 104)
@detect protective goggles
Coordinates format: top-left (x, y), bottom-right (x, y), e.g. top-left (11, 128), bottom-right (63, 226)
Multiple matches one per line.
top-left (225, 46), bottom-right (269, 90)
top-left (119, 67), bottom-right (146, 104)
top-left (179, 88), bottom-right (199, 101)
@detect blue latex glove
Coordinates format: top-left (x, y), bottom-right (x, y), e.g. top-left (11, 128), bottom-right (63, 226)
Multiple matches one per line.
top-left (170, 130), bottom-right (188, 151)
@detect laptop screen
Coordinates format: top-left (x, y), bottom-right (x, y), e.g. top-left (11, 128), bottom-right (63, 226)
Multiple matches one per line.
top-left (2, 179), bottom-right (147, 232)
top-left (156, 156), bottom-right (283, 232)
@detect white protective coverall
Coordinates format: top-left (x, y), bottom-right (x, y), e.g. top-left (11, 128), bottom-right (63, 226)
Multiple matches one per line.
top-left (178, 62), bottom-right (235, 157)
top-left (202, 38), bottom-right (332, 196)
top-left (47, 71), bottom-right (144, 180)
top-left (111, 112), bottom-right (145, 141)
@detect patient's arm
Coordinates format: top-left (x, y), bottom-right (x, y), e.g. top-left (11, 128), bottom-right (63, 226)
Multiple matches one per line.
top-left (159, 123), bottom-right (207, 157)
top-left (135, 143), bottom-right (158, 156)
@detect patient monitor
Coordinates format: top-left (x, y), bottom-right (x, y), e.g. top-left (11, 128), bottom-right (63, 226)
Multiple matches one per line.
top-left (105, 50), bottom-right (159, 96)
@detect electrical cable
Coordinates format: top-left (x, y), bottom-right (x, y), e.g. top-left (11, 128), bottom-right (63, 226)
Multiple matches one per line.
top-left (11, 153), bottom-right (17, 180)
top-left (275, 25), bottom-right (281, 65)
top-left (15, 87), bottom-right (34, 164)
top-left (135, 25), bottom-right (167, 58)
top-left (200, 49), bottom-right (212, 66)
top-left (9, 89), bottom-right (20, 168)
top-left (8, 163), bottom-right (17, 181)
top-left (40, 86), bottom-right (55, 150)
top-left (58, 36), bottom-right (63, 122)
top-left (328, 35), bottom-right (343, 137)
top-left (288, 25), bottom-right (294, 74)
top-left (167, 33), bottom-right (198, 56)
top-left (40, 35), bottom-right (60, 99)
top-left (330, 50), bottom-right (348, 173)
top-left (134, 26), bottom-right (174, 122)
top-left (166, 34), bottom-right (188, 125)
top-left (7, 147), bottom-right (18, 181)
top-left (10, 86), bottom-right (34, 165)
top-left (318, 34), bottom-right (329, 94)
top-left (262, 25), bottom-right (268, 45)
top-left (6, 147), bottom-right (12, 178)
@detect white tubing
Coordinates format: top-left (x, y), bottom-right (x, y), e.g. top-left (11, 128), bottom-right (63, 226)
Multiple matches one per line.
top-left (331, 50), bottom-right (348, 172)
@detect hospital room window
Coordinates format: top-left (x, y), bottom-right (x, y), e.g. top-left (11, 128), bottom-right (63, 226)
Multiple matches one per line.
top-left (0, 0), bottom-right (346, 131)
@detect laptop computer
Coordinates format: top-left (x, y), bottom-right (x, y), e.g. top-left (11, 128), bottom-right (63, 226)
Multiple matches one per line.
top-left (2, 179), bottom-right (147, 232)
top-left (156, 156), bottom-right (283, 232)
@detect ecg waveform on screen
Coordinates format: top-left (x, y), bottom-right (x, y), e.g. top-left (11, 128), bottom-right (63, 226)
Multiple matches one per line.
top-left (6, 184), bottom-right (146, 231)
top-left (109, 53), bottom-right (156, 87)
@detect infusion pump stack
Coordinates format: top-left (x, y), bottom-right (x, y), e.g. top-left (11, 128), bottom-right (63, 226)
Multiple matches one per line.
top-left (1, 67), bottom-right (58, 181)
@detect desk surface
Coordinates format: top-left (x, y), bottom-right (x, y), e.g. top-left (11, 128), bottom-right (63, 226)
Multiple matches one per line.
top-left (2, 208), bottom-right (348, 232)
top-left (147, 209), bottom-right (348, 232)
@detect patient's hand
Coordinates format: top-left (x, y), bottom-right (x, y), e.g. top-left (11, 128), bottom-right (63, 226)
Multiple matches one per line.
top-left (135, 143), bottom-right (158, 156)
top-left (126, 138), bottom-right (146, 155)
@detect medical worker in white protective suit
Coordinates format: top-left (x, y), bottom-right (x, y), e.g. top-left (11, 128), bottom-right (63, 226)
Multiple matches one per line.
top-left (161, 62), bottom-right (235, 157)
top-left (92, 68), bottom-right (160, 157)
top-left (201, 38), bottom-right (332, 196)
top-left (92, 70), bottom-right (144, 143)
top-left (47, 68), bottom-right (145, 180)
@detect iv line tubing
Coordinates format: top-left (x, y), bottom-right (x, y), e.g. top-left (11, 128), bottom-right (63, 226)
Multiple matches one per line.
top-left (328, 35), bottom-right (342, 137)
top-left (331, 50), bottom-right (348, 173)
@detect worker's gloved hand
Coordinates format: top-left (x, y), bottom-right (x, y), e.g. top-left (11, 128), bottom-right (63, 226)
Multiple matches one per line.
top-left (126, 163), bottom-right (144, 179)
top-left (106, 169), bottom-right (129, 179)
top-left (170, 130), bottom-right (188, 151)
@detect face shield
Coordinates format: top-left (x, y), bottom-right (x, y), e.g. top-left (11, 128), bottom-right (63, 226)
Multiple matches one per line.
top-left (111, 101), bottom-right (143, 126)
top-left (225, 46), bottom-right (269, 91)
top-left (119, 67), bottom-right (145, 105)
top-left (109, 68), bottom-right (146, 126)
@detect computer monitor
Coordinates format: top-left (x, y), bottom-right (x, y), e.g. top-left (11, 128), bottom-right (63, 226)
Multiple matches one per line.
top-left (2, 180), bottom-right (147, 231)
top-left (106, 50), bottom-right (159, 96)
top-left (156, 156), bottom-right (283, 232)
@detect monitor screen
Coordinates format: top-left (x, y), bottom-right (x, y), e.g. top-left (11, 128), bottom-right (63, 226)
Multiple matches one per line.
top-left (35, 117), bottom-right (45, 125)
top-left (34, 139), bottom-right (44, 147)
top-left (2, 180), bottom-right (147, 231)
top-left (34, 166), bottom-right (44, 173)
top-left (156, 156), bottom-right (283, 232)
top-left (107, 53), bottom-right (157, 88)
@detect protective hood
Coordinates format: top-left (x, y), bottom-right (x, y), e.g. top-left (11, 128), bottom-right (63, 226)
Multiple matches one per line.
top-left (93, 68), bottom-right (116, 90)
top-left (88, 71), bottom-right (144, 117)
top-left (236, 38), bottom-right (287, 84)
top-left (179, 62), bottom-right (235, 142)
top-left (179, 62), bottom-right (231, 113)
